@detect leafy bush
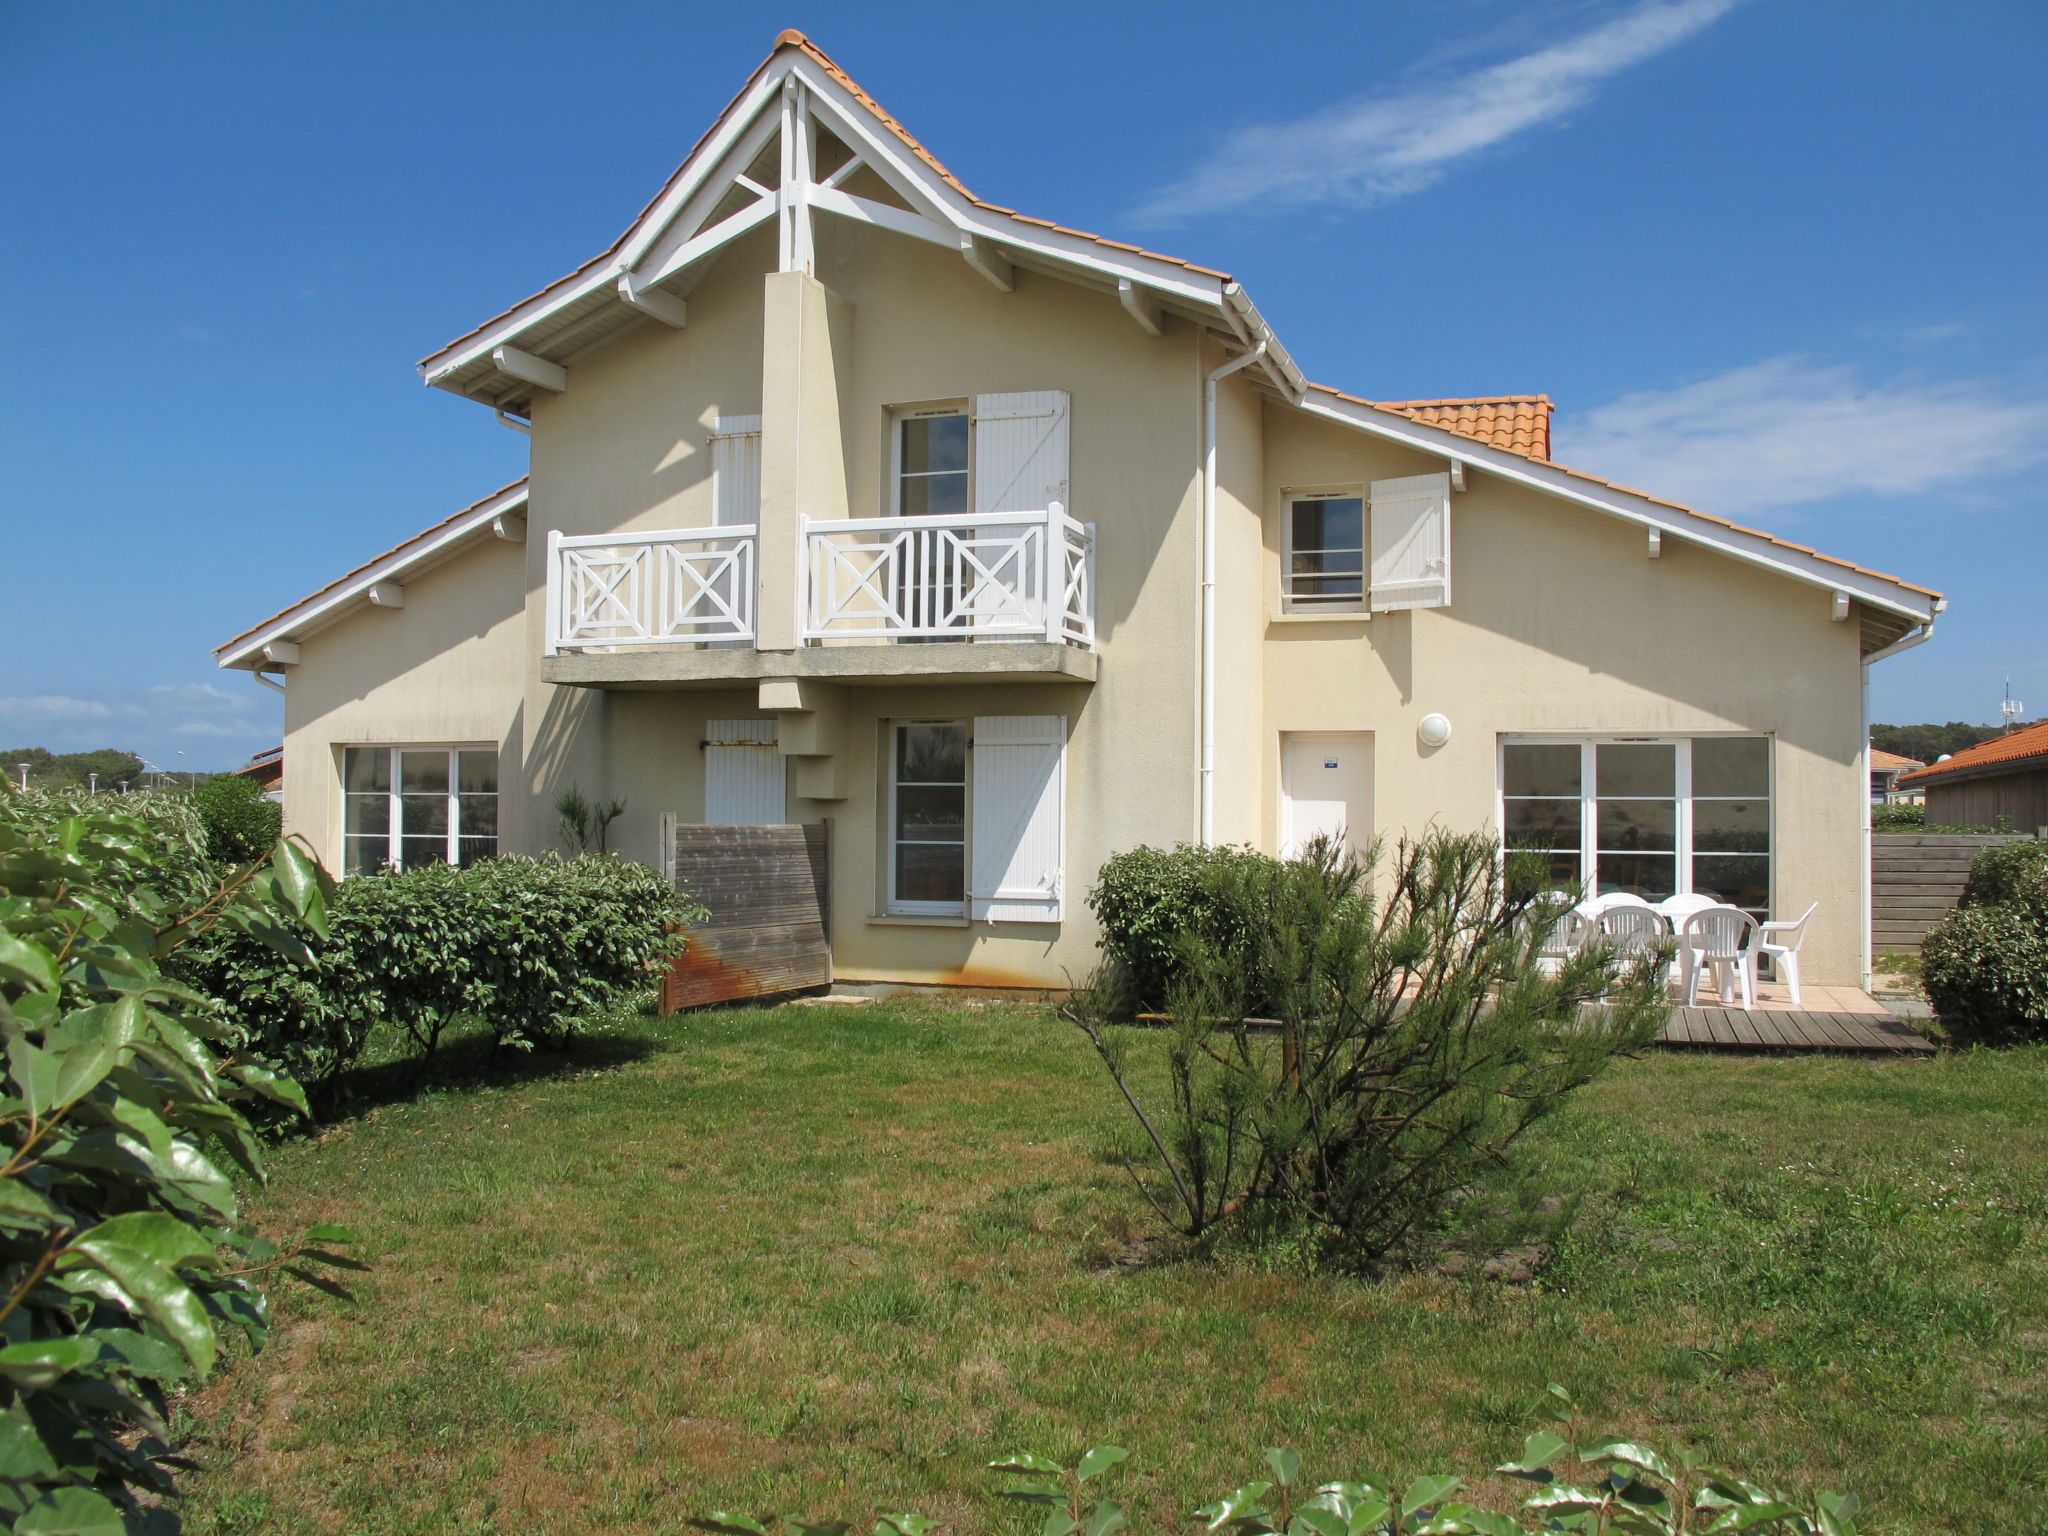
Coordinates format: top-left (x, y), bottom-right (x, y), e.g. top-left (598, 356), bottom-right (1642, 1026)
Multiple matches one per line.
top-left (1923, 907), bottom-right (2048, 1046)
top-left (0, 791), bottom-right (350, 1532)
top-left (694, 1390), bottom-right (1864, 1535)
top-left (1088, 843), bottom-right (1285, 1012)
top-left (1070, 833), bottom-right (1665, 1264)
top-left (192, 772), bottom-right (283, 866)
top-left (1961, 838), bottom-right (2048, 909)
top-left (1868, 803), bottom-right (1925, 831)
top-left (174, 854), bottom-right (705, 1088)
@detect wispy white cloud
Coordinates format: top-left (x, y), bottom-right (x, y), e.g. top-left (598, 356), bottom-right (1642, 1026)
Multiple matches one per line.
top-left (0, 696), bottom-right (113, 721)
top-left (1132, 0), bottom-right (1740, 222)
top-left (1554, 356), bottom-right (2048, 516)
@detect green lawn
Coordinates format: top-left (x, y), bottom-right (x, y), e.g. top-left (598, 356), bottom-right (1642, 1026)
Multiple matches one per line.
top-left (181, 999), bottom-right (2048, 1536)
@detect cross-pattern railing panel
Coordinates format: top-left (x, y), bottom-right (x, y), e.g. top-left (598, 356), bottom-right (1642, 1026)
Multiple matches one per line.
top-left (546, 526), bottom-right (755, 653)
top-left (801, 508), bottom-right (1095, 646)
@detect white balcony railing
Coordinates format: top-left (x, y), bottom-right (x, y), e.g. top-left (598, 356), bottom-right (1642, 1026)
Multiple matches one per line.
top-left (802, 507), bottom-right (1095, 645)
top-left (545, 525), bottom-right (755, 654)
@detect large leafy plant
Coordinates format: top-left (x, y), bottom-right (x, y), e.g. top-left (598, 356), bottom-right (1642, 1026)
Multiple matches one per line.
top-left (695, 1399), bottom-right (1862, 1535)
top-left (0, 794), bottom-right (348, 1532)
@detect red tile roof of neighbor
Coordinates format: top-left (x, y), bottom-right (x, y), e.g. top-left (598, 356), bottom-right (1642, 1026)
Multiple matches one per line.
top-left (1380, 397), bottom-right (1552, 459)
top-left (1869, 749), bottom-right (1926, 774)
top-left (1897, 720), bottom-right (2048, 783)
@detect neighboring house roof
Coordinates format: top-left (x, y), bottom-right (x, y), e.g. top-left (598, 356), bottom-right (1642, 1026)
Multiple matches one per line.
top-left (222, 30), bottom-right (1945, 670)
top-left (233, 746), bottom-right (284, 786)
top-left (215, 480), bottom-right (528, 668)
top-left (1382, 397), bottom-right (1551, 460)
top-left (1869, 749), bottom-right (1926, 775)
top-left (1897, 721), bottom-right (2048, 785)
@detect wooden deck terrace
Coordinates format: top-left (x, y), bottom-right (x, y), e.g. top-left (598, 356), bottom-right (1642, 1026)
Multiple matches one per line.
top-left (1651, 981), bottom-right (1935, 1054)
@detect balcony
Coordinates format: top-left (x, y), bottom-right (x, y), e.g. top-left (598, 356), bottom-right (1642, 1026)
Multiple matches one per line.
top-left (542, 509), bottom-right (1097, 689)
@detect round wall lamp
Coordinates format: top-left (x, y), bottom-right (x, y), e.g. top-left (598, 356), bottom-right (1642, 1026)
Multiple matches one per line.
top-left (1416, 713), bottom-right (1453, 749)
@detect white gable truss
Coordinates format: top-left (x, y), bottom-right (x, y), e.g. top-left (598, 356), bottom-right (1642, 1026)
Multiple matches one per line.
top-left (418, 32), bottom-right (1303, 410)
top-left (409, 30), bottom-right (1940, 643)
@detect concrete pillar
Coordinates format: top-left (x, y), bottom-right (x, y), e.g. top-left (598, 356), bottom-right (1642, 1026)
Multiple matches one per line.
top-left (757, 270), bottom-right (854, 653)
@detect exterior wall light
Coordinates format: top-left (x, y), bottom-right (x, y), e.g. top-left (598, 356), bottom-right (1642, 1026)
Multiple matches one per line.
top-left (1417, 713), bottom-right (1452, 749)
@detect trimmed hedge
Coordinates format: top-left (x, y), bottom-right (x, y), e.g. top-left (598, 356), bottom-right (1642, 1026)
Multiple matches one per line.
top-left (1923, 839), bottom-right (2048, 1045)
top-left (1087, 843), bottom-right (1286, 1012)
top-left (193, 771), bottom-right (284, 864)
top-left (174, 853), bottom-right (706, 1092)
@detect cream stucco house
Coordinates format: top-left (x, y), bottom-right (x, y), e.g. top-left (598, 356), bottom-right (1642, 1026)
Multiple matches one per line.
top-left (217, 30), bottom-right (1944, 993)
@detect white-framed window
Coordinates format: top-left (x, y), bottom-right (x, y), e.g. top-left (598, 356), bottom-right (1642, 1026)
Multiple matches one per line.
top-left (881, 715), bottom-right (1068, 922)
top-left (342, 745), bottom-right (498, 875)
top-left (1283, 487), bottom-right (1367, 611)
top-left (886, 720), bottom-right (969, 913)
top-left (891, 404), bottom-right (971, 517)
top-left (1499, 736), bottom-right (1772, 921)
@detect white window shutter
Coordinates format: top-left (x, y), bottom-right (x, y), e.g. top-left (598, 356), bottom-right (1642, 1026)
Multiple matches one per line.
top-left (1369, 472), bottom-right (1452, 611)
top-left (711, 414), bottom-right (762, 527)
top-left (703, 718), bottom-right (785, 825)
top-left (971, 391), bottom-right (1069, 512)
top-left (969, 715), bottom-right (1065, 922)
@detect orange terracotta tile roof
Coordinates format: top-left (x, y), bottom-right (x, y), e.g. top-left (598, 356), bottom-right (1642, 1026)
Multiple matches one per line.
top-left (215, 478), bottom-right (528, 655)
top-left (1897, 720), bottom-right (2048, 784)
top-left (420, 30), bottom-right (1227, 370)
top-left (1869, 749), bottom-right (1925, 774)
top-left (1379, 396), bottom-right (1551, 459)
top-left (1304, 384), bottom-right (1945, 603)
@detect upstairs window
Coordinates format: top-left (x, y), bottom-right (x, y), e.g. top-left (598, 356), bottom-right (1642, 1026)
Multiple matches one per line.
top-left (343, 746), bottom-right (498, 875)
top-left (1284, 489), bottom-right (1366, 611)
top-left (893, 406), bottom-right (970, 516)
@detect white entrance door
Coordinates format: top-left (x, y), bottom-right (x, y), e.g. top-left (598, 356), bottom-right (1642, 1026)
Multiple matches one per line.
top-left (704, 719), bottom-right (786, 824)
top-left (1280, 732), bottom-right (1373, 858)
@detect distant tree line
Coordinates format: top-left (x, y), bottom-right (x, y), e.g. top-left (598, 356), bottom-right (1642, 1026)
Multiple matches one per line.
top-left (1, 746), bottom-right (151, 791)
top-left (1870, 722), bottom-right (2007, 764)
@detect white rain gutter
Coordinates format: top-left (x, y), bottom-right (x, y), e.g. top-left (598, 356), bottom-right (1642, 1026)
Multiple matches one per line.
top-left (1857, 605), bottom-right (1943, 988)
top-left (252, 668), bottom-right (288, 696)
top-left (1199, 339), bottom-right (1267, 845)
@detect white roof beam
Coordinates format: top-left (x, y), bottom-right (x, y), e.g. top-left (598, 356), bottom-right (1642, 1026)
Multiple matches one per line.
top-left (617, 275), bottom-right (688, 328)
top-left (261, 641), bottom-right (300, 666)
top-left (492, 346), bottom-right (566, 392)
top-left (366, 582), bottom-right (405, 608)
top-left (809, 186), bottom-right (955, 248)
top-left (1117, 278), bottom-right (1163, 335)
top-left (637, 195), bottom-right (778, 290)
top-left (493, 513), bottom-right (526, 542)
top-left (960, 234), bottom-right (1013, 292)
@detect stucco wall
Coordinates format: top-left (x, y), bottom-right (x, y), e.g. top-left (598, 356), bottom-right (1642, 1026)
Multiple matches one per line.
top-left (1255, 406), bottom-right (1870, 984)
top-left (279, 535), bottom-right (529, 870)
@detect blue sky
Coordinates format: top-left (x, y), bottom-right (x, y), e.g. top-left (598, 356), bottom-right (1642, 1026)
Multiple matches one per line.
top-left (3, 0), bottom-right (2043, 769)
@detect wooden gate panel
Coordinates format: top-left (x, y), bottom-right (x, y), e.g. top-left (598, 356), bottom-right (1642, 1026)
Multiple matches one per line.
top-left (663, 823), bottom-right (830, 1010)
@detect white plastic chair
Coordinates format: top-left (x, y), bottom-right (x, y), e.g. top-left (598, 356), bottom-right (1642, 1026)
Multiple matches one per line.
top-left (1679, 906), bottom-right (1761, 1008)
top-left (1530, 900), bottom-right (1590, 977)
top-left (1757, 902), bottom-right (1818, 1006)
top-left (1596, 903), bottom-right (1668, 958)
top-left (1656, 893), bottom-right (1718, 924)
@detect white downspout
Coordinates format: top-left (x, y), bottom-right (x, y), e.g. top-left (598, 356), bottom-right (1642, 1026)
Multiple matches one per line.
top-left (1858, 607), bottom-right (1942, 989)
top-left (252, 668), bottom-right (287, 695)
top-left (1200, 340), bottom-right (1267, 845)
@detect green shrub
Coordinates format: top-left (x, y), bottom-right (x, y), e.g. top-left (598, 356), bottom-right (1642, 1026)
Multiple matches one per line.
top-left (1071, 833), bottom-right (1664, 1264)
top-left (1869, 802), bottom-right (1925, 831)
top-left (174, 854), bottom-right (706, 1088)
top-left (1923, 909), bottom-right (2048, 1046)
top-left (192, 772), bottom-right (283, 865)
top-left (1087, 843), bottom-right (1283, 1012)
top-left (0, 790), bottom-right (350, 1531)
top-left (698, 1393), bottom-right (1865, 1535)
top-left (1961, 838), bottom-right (2048, 910)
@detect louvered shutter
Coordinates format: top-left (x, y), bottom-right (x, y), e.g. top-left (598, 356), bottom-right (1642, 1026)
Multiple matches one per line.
top-left (971, 391), bottom-right (1069, 512)
top-left (969, 715), bottom-right (1065, 923)
top-left (1369, 472), bottom-right (1452, 611)
top-left (703, 719), bottom-right (785, 825)
top-left (711, 414), bottom-right (762, 527)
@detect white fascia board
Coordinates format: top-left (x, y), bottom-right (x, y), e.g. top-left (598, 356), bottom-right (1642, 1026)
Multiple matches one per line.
top-left (1298, 393), bottom-right (1938, 622)
top-left (626, 104), bottom-right (788, 284)
top-left (215, 485), bottom-right (530, 669)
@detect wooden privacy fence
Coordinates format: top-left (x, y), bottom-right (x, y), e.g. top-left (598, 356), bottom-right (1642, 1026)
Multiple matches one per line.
top-left (1871, 832), bottom-right (2035, 954)
top-left (660, 821), bottom-right (831, 1011)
